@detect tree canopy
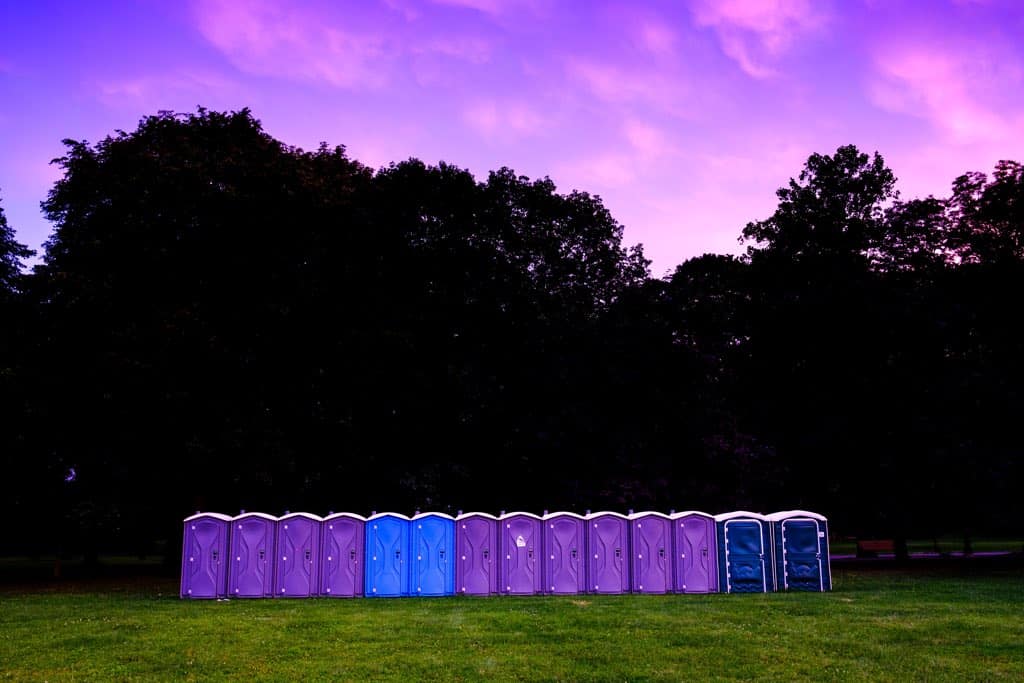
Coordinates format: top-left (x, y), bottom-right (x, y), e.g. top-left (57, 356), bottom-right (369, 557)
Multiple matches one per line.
top-left (0, 109), bottom-right (1020, 560)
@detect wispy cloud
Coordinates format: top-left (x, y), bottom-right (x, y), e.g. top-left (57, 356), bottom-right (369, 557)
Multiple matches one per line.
top-left (97, 70), bottom-right (241, 108)
top-left (194, 0), bottom-right (391, 88)
top-left (689, 0), bottom-right (827, 78)
top-left (566, 59), bottom-right (689, 114)
top-left (868, 41), bottom-right (1023, 143)
top-left (463, 100), bottom-right (547, 139)
top-left (637, 20), bottom-right (677, 57)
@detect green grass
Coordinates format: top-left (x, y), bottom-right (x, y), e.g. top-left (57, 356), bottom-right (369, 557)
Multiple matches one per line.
top-left (1, 568), bottom-right (1022, 681)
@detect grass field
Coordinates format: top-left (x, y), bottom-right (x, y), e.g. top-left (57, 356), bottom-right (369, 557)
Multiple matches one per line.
top-left (1, 566), bottom-right (1022, 681)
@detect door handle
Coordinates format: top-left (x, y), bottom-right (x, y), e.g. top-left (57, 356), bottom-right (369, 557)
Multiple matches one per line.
top-left (350, 549), bottom-right (357, 562)
top-left (305, 549), bottom-right (312, 562)
top-left (258, 549), bottom-right (265, 561)
top-left (658, 548), bottom-right (665, 558)
top-left (212, 550), bottom-right (219, 563)
top-left (482, 549), bottom-right (489, 560)
top-left (615, 548), bottom-right (622, 558)
top-left (571, 548), bottom-right (578, 559)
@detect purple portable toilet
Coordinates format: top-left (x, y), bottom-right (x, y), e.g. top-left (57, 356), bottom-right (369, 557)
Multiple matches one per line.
top-left (629, 511), bottom-right (673, 594)
top-left (228, 512), bottom-right (277, 598)
top-left (499, 512), bottom-right (543, 595)
top-left (274, 512), bottom-right (322, 598)
top-left (670, 510), bottom-right (718, 594)
top-left (180, 512), bottom-right (231, 599)
top-left (320, 513), bottom-right (365, 598)
top-left (456, 512), bottom-right (498, 596)
top-left (542, 512), bottom-right (586, 595)
top-left (586, 511), bottom-right (630, 594)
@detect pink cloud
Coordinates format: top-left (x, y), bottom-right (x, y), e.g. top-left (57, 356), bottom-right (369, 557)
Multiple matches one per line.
top-left (638, 21), bottom-right (677, 56)
top-left (555, 153), bottom-right (638, 189)
top-left (194, 0), bottom-right (391, 88)
top-left (429, 0), bottom-right (544, 15)
top-left (869, 42), bottom-right (1023, 143)
top-left (566, 59), bottom-right (689, 115)
top-left (463, 100), bottom-right (546, 139)
top-left (689, 0), bottom-right (827, 78)
top-left (97, 70), bottom-right (242, 108)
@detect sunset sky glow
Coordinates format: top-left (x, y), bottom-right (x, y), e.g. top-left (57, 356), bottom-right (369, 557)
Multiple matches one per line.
top-left (2, 0), bottom-right (1024, 274)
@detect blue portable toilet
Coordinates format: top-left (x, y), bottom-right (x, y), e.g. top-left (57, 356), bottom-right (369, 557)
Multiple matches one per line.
top-left (456, 512), bottom-right (498, 595)
top-left (320, 513), bottom-right (366, 598)
top-left (410, 512), bottom-right (456, 596)
top-left (767, 510), bottom-right (831, 592)
top-left (365, 512), bottom-right (411, 597)
top-left (228, 512), bottom-right (277, 598)
top-left (715, 511), bottom-right (774, 593)
top-left (180, 512), bottom-right (231, 599)
top-left (274, 512), bottom-right (322, 598)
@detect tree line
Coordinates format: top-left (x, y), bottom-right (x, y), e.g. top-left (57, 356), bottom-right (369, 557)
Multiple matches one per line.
top-left (1, 109), bottom-right (1021, 561)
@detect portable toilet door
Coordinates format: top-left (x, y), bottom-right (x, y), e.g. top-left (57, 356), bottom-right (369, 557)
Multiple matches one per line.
top-left (586, 512), bottom-right (630, 594)
top-left (715, 511), bottom-right (774, 593)
top-left (228, 512), bottom-right (277, 598)
top-left (767, 510), bottom-right (831, 592)
top-left (320, 513), bottom-right (366, 598)
top-left (411, 512), bottom-right (456, 596)
top-left (181, 512), bottom-right (231, 599)
top-left (455, 512), bottom-right (498, 596)
top-left (543, 512), bottom-right (586, 595)
top-left (670, 511), bottom-right (718, 594)
top-left (630, 512), bottom-right (672, 594)
top-left (274, 513), bottom-right (322, 598)
top-left (499, 512), bottom-right (543, 595)
top-left (365, 513), bottom-right (411, 597)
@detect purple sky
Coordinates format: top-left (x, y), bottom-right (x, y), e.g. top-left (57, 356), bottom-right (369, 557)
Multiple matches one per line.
top-left (2, 1), bottom-right (1023, 275)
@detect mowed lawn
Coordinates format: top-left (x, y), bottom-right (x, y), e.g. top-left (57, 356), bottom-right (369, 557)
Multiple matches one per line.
top-left (1, 568), bottom-right (1022, 681)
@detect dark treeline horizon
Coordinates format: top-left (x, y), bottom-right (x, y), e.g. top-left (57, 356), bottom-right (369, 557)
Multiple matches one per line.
top-left (1, 108), bottom-right (1021, 561)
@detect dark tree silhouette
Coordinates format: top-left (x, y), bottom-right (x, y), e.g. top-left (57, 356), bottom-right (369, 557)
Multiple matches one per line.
top-left (1, 113), bottom-right (1021, 565)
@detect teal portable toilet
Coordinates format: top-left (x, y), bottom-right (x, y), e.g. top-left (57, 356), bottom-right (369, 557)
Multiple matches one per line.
top-left (715, 511), bottom-right (774, 593)
top-left (767, 510), bottom-right (831, 591)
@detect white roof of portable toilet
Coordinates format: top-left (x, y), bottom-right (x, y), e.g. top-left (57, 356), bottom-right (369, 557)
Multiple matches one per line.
top-left (669, 510), bottom-right (715, 520)
top-left (323, 512), bottom-right (368, 522)
top-left (628, 511), bottom-right (672, 520)
top-left (766, 510), bottom-right (828, 522)
top-left (366, 512), bottom-right (412, 521)
top-left (231, 512), bottom-right (278, 521)
top-left (713, 510), bottom-right (769, 522)
top-left (278, 512), bottom-right (324, 522)
top-left (542, 511), bottom-right (587, 520)
top-left (183, 512), bottom-right (233, 522)
top-left (412, 512), bottom-right (456, 521)
top-left (456, 511), bottom-right (499, 521)
top-left (585, 511), bottom-right (630, 520)
top-left (499, 511), bottom-right (543, 520)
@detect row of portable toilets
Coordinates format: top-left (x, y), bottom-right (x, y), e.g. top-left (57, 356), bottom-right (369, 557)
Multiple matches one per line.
top-left (181, 510), bottom-right (831, 599)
